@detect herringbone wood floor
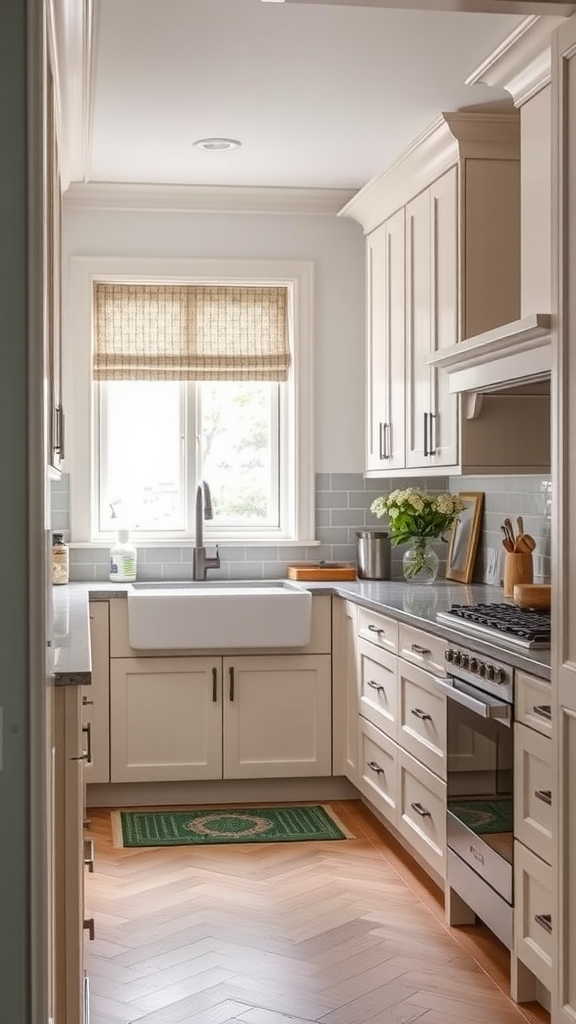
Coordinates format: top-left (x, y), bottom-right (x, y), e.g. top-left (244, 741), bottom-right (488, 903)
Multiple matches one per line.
top-left (85, 800), bottom-right (549, 1024)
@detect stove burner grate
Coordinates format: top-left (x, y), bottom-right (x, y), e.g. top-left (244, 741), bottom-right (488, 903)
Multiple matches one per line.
top-left (446, 602), bottom-right (551, 644)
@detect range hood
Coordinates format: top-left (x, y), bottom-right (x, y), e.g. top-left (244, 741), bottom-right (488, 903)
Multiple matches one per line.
top-left (426, 313), bottom-right (552, 398)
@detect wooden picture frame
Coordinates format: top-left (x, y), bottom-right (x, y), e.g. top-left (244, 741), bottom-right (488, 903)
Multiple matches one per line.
top-left (445, 492), bottom-right (484, 584)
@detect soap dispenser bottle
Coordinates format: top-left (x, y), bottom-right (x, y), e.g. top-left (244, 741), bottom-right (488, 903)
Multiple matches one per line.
top-left (109, 529), bottom-right (137, 583)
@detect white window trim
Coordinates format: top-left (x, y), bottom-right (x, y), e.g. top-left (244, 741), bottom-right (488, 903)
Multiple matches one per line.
top-left (65, 256), bottom-right (315, 544)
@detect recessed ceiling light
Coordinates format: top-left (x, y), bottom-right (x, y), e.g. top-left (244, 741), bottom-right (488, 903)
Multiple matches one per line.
top-left (193, 138), bottom-right (241, 152)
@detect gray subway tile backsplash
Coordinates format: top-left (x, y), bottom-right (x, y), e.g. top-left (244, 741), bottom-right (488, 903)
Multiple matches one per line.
top-left (450, 474), bottom-right (551, 585)
top-left (51, 472), bottom-right (551, 585)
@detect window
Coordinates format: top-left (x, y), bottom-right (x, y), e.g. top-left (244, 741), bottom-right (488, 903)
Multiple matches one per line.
top-left (67, 258), bottom-right (314, 544)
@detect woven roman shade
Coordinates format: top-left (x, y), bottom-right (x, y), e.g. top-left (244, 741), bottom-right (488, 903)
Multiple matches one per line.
top-left (93, 283), bottom-right (290, 381)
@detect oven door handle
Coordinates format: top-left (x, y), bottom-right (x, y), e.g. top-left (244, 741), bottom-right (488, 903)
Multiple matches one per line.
top-left (433, 677), bottom-right (511, 724)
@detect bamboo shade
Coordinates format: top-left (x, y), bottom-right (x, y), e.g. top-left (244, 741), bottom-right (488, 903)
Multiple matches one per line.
top-left (93, 283), bottom-right (290, 381)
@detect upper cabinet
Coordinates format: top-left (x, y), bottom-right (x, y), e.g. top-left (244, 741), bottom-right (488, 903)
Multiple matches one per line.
top-left (45, 12), bottom-right (65, 475)
top-left (341, 111), bottom-right (551, 478)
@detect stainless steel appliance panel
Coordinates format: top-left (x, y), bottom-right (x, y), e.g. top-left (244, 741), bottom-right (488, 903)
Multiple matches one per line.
top-left (447, 810), bottom-right (513, 904)
top-left (447, 849), bottom-right (513, 950)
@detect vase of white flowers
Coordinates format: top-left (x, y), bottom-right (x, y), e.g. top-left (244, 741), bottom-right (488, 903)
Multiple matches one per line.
top-left (370, 488), bottom-right (466, 584)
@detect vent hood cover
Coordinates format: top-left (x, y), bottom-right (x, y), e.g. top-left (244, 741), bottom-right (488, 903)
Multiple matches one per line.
top-left (426, 313), bottom-right (552, 394)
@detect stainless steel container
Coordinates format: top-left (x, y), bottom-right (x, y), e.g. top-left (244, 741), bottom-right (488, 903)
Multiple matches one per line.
top-left (356, 530), bottom-right (391, 580)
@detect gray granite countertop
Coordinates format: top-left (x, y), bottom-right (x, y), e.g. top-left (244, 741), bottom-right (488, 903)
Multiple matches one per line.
top-left (52, 578), bottom-right (551, 684)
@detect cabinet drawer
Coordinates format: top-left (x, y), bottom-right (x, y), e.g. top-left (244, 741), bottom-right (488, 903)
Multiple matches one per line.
top-left (399, 623), bottom-right (447, 677)
top-left (514, 722), bottom-right (553, 866)
top-left (515, 672), bottom-right (552, 738)
top-left (358, 639), bottom-right (397, 741)
top-left (398, 660), bottom-right (446, 779)
top-left (398, 747), bottom-right (446, 878)
top-left (357, 607), bottom-right (398, 654)
top-left (358, 718), bottom-right (397, 826)
top-left (514, 840), bottom-right (553, 990)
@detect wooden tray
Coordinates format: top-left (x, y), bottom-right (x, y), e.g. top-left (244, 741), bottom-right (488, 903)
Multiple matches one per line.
top-left (287, 563), bottom-right (357, 582)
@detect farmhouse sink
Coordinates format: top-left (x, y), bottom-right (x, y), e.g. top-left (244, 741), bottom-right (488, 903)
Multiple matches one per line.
top-left (126, 580), bottom-right (312, 649)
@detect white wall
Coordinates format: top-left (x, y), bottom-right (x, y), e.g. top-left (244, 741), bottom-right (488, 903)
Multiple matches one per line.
top-left (62, 205), bottom-right (366, 472)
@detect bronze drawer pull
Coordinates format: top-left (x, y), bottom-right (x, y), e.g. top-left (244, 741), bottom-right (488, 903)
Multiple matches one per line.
top-left (367, 761), bottom-right (385, 775)
top-left (368, 624), bottom-right (385, 636)
top-left (534, 913), bottom-right (552, 934)
top-left (84, 838), bottom-right (95, 873)
top-left (71, 722), bottom-right (92, 764)
top-left (366, 679), bottom-right (385, 695)
top-left (212, 667), bottom-right (218, 703)
top-left (411, 707), bottom-right (432, 721)
top-left (411, 801), bottom-right (431, 817)
top-left (411, 643), bottom-right (431, 656)
top-left (533, 704), bottom-right (551, 720)
top-left (229, 666), bottom-right (235, 702)
top-left (534, 789), bottom-right (552, 805)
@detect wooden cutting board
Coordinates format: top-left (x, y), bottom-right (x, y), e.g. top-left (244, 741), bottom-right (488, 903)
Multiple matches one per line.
top-left (287, 562), bottom-right (357, 581)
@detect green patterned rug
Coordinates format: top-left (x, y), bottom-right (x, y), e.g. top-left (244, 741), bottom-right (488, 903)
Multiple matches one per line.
top-left (448, 799), bottom-right (513, 835)
top-left (112, 805), bottom-right (352, 848)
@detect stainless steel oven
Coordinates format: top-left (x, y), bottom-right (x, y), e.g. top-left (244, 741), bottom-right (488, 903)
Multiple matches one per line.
top-left (434, 642), bottom-right (515, 949)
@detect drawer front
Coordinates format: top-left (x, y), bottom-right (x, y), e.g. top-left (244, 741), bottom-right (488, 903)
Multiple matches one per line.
top-left (398, 747), bottom-right (446, 878)
top-left (515, 671), bottom-right (552, 738)
top-left (399, 623), bottom-right (447, 678)
top-left (514, 840), bottom-right (553, 990)
top-left (514, 722), bottom-right (553, 866)
top-left (357, 607), bottom-right (398, 655)
top-left (398, 660), bottom-right (446, 779)
top-left (358, 718), bottom-right (398, 826)
top-left (359, 639), bottom-right (397, 741)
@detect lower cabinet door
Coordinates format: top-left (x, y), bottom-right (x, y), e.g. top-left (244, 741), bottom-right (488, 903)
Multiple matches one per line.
top-left (358, 716), bottom-right (398, 826)
top-left (54, 686), bottom-right (85, 1024)
top-left (397, 747), bottom-right (446, 878)
top-left (110, 657), bottom-right (222, 782)
top-left (222, 655), bottom-right (332, 779)
top-left (514, 722), bottom-right (553, 866)
top-left (514, 840), bottom-right (553, 991)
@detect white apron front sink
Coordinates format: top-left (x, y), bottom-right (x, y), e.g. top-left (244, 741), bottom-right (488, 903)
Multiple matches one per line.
top-left (126, 582), bottom-right (312, 649)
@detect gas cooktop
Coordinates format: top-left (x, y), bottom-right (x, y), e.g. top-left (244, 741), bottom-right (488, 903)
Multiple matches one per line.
top-left (436, 602), bottom-right (551, 650)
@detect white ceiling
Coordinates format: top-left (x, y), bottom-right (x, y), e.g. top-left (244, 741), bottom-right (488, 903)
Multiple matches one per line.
top-left (87, 0), bottom-right (526, 190)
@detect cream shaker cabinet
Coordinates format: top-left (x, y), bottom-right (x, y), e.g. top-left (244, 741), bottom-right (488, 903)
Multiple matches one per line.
top-left (552, 13), bottom-right (576, 1024)
top-left (110, 656), bottom-right (223, 783)
top-left (54, 685), bottom-right (88, 1024)
top-left (83, 601), bottom-right (110, 784)
top-left (107, 596), bottom-right (333, 784)
top-left (222, 655), bottom-right (332, 779)
top-left (405, 167), bottom-right (458, 470)
top-left (340, 111), bottom-right (541, 478)
top-left (110, 654), bottom-right (331, 783)
top-left (366, 208), bottom-right (406, 471)
top-left (332, 598), bottom-right (360, 783)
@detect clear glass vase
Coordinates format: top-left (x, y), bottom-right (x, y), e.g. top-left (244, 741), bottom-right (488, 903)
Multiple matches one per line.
top-left (402, 537), bottom-right (440, 585)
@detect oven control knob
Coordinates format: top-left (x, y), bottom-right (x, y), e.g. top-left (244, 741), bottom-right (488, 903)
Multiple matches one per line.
top-left (445, 650), bottom-right (454, 663)
top-left (460, 654), bottom-right (470, 669)
top-left (469, 658), bottom-right (478, 672)
top-left (478, 662), bottom-right (487, 678)
top-left (485, 664), bottom-right (495, 681)
top-left (493, 668), bottom-right (504, 684)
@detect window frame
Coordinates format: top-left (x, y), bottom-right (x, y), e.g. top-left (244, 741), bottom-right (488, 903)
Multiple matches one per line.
top-left (66, 256), bottom-right (315, 545)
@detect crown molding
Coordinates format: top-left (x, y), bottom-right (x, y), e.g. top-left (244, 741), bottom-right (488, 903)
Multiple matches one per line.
top-left (465, 14), bottom-right (565, 106)
top-left (339, 111), bottom-right (519, 234)
top-left (63, 182), bottom-right (357, 216)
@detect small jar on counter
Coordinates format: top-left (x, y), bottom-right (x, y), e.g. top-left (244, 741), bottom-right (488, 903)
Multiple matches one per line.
top-left (52, 533), bottom-right (69, 585)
